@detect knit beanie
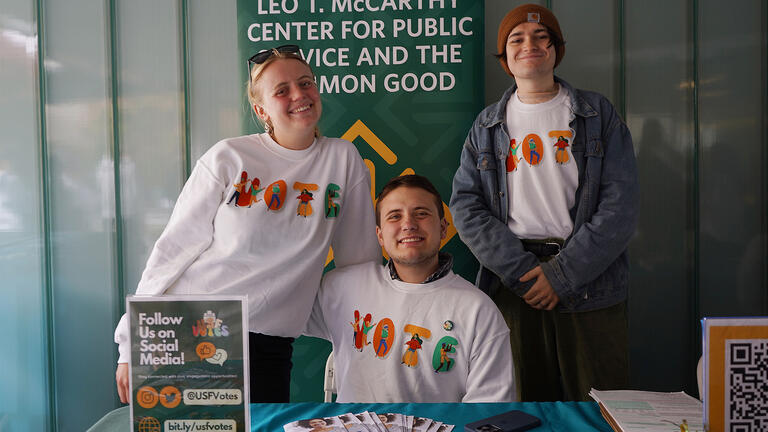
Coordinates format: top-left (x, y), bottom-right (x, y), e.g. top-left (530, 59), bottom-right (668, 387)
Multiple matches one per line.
top-left (497, 4), bottom-right (565, 77)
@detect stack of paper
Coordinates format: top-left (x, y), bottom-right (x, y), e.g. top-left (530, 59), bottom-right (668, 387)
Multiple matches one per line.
top-left (283, 411), bottom-right (454, 432)
top-left (589, 389), bottom-right (703, 432)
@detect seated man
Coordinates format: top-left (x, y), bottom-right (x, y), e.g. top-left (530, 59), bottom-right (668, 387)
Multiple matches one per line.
top-left (305, 175), bottom-right (514, 402)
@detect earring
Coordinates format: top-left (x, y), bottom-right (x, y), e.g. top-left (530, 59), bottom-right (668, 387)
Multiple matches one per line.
top-left (254, 105), bottom-right (270, 133)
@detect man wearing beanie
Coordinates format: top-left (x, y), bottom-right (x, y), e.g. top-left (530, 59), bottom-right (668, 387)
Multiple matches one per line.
top-left (450, 4), bottom-right (638, 402)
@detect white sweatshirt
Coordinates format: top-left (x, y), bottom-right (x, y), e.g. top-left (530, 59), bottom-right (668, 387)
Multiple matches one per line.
top-left (115, 134), bottom-right (380, 363)
top-left (305, 262), bottom-right (515, 403)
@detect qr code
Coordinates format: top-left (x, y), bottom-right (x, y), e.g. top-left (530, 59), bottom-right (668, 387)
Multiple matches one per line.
top-left (726, 340), bottom-right (768, 432)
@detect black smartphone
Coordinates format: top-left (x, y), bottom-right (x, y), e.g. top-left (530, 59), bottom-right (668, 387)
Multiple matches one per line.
top-left (464, 410), bottom-right (542, 432)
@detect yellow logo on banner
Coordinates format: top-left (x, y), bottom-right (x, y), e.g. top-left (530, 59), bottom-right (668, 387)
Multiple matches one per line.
top-left (325, 120), bottom-right (457, 264)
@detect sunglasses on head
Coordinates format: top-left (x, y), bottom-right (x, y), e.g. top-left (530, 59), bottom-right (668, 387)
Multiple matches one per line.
top-left (247, 44), bottom-right (301, 78)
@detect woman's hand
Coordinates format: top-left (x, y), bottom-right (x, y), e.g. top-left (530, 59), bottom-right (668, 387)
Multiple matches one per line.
top-left (116, 363), bottom-right (130, 404)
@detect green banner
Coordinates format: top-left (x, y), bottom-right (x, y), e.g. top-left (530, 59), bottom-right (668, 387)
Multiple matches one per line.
top-left (237, 0), bottom-right (484, 401)
top-left (128, 296), bottom-right (248, 431)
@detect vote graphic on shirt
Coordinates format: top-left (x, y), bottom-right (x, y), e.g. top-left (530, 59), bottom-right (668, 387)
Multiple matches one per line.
top-left (371, 318), bottom-right (395, 358)
top-left (432, 336), bottom-right (458, 373)
top-left (521, 134), bottom-right (544, 167)
top-left (350, 309), bottom-right (458, 374)
top-left (324, 183), bottom-right (341, 218)
top-left (506, 139), bottom-right (520, 172)
top-left (506, 130), bottom-right (574, 172)
top-left (227, 171), bottom-right (263, 207)
top-left (294, 182), bottom-right (319, 217)
top-left (228, 172), bottom-right (341, 219)
top-left (350, 310), bottom-right (374, 351)
top-left (550, 130), bottom-right (573, 165)
top-left (264, 180), bottom-right (288, 211)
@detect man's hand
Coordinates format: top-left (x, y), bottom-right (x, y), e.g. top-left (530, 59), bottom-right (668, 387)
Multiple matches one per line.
top-left (520, 266), bottom-right (560, 310)
top-left (116, 363), bottom-right (130, 404)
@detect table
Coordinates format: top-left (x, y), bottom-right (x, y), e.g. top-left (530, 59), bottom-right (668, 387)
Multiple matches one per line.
top-left (87, 402), bottom-right (612, 431)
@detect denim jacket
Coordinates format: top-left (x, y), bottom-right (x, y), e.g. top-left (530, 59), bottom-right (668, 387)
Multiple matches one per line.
top-left (449, 77), bottom-right (638, 312)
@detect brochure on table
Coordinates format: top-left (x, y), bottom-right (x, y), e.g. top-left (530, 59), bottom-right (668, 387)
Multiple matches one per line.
top-left (283, 411), bottom-right (455, 432)
top-left (589, 389), bottom-right (702, 432)
top-left (128, 295), bottom-right (249, 432)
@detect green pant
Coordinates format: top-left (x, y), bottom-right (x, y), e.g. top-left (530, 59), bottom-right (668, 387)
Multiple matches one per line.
top-left (495, 287), bottom-right (629, 401)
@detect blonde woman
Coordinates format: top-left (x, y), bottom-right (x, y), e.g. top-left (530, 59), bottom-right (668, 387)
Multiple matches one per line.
top-left (114, 45), bottom-right (379, 403)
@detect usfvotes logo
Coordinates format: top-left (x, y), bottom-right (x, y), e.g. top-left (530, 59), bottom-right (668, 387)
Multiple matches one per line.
top-left (191, 310), bottom-right (230, 337)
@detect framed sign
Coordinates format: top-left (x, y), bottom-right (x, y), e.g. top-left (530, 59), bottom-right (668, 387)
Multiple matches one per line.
top-left (702, 316), bottom-right (768, 432)
top-left (127, 295), bottom-right (249, 432)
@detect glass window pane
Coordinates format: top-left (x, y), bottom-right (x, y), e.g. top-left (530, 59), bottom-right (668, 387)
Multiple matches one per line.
top-left (0, 2), bottom-right (48, 430)
top-left (625, 0), bottom-right (694, 392)
top-left (43, 0), bottom-right (119, 429)
top-left (698, 0), bottom-right (766, 317)
top-left (552, 0), bottom-right (618, 104)
top-left (117, 0), bottom-right (185, 296)
top-left (189, 0), bottom-right (242, 163)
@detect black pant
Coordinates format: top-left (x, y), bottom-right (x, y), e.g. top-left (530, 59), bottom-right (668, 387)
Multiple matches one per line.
top-left (248, 332), bottom-right (294, 403)
top-left (496, 287), bottom-right (629, 401)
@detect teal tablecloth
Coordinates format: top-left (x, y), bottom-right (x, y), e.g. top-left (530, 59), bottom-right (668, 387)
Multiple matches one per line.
top-left (87, 402), bottom-right (612, 431)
